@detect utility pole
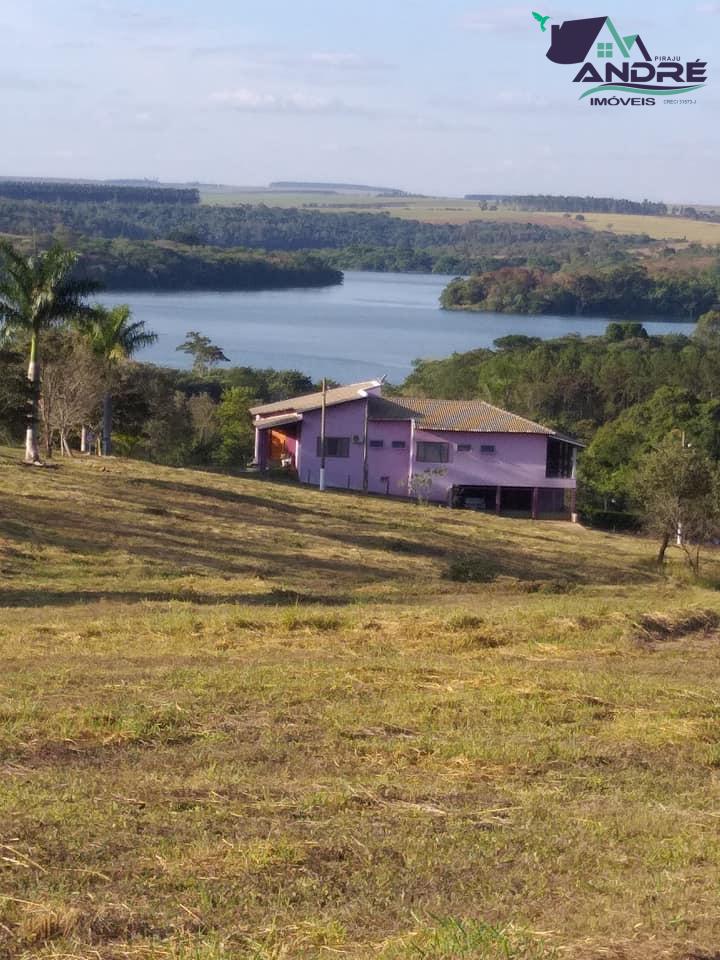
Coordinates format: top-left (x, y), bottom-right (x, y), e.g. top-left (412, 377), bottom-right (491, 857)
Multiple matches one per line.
top-left (319, 378), bottom-right (327, 492)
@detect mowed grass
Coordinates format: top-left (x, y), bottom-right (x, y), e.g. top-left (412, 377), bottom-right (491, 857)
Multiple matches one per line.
top-left (1, 448), bottom-right (720, 959)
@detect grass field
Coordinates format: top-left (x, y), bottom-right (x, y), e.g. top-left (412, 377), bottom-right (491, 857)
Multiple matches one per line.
top-left (199, 190), bottom-right (720, 245)
top-left (2, 449), bottom-right (720, 959)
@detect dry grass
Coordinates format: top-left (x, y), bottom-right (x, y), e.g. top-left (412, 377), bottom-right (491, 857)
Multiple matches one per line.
top-left (1, 448), bottom-right (720, 959)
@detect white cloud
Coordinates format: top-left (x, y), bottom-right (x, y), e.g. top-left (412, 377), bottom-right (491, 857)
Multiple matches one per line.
top-left (209, 88), bottom-right (362, 114)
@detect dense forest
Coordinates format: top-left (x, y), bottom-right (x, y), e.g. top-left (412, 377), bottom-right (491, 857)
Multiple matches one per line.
top-left (441, 264), bottom-right (720, 320)
top-left (73, 239), bottom-right (342, 291)
top-left (0, 180), bottom-right (199, 204)
top-left (0, 197), bottom-right (645, 251)
top-left (321, 228), bottom-right (642, 275)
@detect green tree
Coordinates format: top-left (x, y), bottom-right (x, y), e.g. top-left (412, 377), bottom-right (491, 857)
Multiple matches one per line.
top-left (634, 435), bottom-right (720, 571)
top-left (177, 331), bottom-right (230, 375)
top-left (605, 322), bottom-right (648, 342)
top-left (215, 387), bottom-right (256, 467)
top-left (694, 309), bottom-right (720, 346)
top-left (77, 304), bottom-right (157, 455)
top-left (579, 387), bottom-right (703, 511)
top-left (0, 243), bottom-right (98, 462)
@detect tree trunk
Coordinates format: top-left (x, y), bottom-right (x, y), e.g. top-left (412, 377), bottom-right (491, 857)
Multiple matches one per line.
top-left (656, 531), bottom-right (670, 565)
top-left (81, 425), bottom-right (87, 453)
top-left (24, 329), bottom-right (41, 464)
top-left (102, 391), bottom-right (112, 456)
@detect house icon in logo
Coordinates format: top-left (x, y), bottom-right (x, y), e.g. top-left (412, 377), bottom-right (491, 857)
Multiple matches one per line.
top-left (546, 16), bottom-right (651, 64)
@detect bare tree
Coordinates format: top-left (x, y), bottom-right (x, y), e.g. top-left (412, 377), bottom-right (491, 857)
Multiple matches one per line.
top-left (41, 338), bottom-right (102, 456)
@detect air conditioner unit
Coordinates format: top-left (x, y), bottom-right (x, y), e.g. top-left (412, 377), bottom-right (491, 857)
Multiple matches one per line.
top-left (352, 435), bottom-right (363, 444)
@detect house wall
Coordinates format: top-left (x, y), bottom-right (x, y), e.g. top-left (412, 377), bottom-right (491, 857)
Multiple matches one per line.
top-left (296, 399), bottom-right (368, 489)
top-left (410, 429), bottom-right (576, 503)
top-left (366, 421), bottom-right (413, 496)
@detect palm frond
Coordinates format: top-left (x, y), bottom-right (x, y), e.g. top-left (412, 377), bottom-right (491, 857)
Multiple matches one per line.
top-left (77, 304), bottom-right (157, 363)
top-left (0, 241), bottom-right (99, 334)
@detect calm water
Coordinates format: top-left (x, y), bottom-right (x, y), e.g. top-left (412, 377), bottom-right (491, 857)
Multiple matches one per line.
top-left (99, 271), bottom-right (695, 383)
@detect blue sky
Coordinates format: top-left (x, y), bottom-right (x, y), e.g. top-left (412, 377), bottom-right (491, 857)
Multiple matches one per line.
top-left (2, 0), bottom-right (718, 201)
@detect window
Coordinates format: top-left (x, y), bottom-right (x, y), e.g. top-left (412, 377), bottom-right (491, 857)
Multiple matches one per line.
top-left (316, 436), bottom-right (350, 458)
top-left (391, 440), bottom-right (406, 449)
top-left (480, 444), bottom-right (496, 455)
top-left (597, 41), bottom-right (613, 57)
top-left (416, 441), bottom-right (449, 463)
top-left (369, 439), bottom-right (384, 448)
top-left (546, 438), bottom-right (574, 478)
top-left (457, 443), bottom-right (472, 452)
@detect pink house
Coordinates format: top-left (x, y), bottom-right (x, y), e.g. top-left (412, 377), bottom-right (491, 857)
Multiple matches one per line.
top-left (250, 380), bottom-right (581, 519)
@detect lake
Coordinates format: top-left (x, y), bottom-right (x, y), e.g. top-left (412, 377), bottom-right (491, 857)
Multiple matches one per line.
top-left (99, 271), bottom-right (695, 383)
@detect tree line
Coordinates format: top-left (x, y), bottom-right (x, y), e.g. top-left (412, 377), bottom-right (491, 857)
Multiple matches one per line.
top-left (72, 239), bottom-right (342, 291)
top-left (441, 264), bottom-right (720, 320)
top-left (464, 195), bottom-right (669, 215)
top-left (0, 198), bottom-right (647, 251)
top-left (322, 229), bottom-right (639, 275)
top-left (0, 181), bottom-right (199, 204)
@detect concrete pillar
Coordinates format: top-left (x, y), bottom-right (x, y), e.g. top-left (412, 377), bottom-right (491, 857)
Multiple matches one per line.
top-left (570, 487), bottom-right (578, 523)
top-left (495, 486), bottom-right (502, 515)
top-left (532, 487), bottom-right (539, 520)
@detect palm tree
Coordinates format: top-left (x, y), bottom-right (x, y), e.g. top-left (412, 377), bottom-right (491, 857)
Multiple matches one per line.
top-left (0, 243), bottom-right (99, 463)
top-left (77, 305), bottom-right (157, 455)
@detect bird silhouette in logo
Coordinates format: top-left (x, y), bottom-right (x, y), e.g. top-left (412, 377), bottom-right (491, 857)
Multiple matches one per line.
top-left (532, 11), bottom-right (551, 32)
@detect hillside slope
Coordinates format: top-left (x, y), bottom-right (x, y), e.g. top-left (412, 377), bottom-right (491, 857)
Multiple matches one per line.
top-left (1, 450), bottom-right (720, 959)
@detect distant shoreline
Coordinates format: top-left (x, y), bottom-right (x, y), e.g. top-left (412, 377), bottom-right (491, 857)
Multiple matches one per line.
top-left (440, 304), bottom-right (695, 324)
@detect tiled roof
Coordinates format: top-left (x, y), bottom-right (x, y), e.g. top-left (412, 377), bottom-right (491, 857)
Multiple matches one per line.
top-left (369, 396), bottom-right (582, 443)
top-left (250, 382), bottom-right (582, 446)
top-left (250, 380), bottom-right (381, 418)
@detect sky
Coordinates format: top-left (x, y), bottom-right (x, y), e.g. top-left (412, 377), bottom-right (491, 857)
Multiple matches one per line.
top-left (1, 0), bottom-right (718, 201)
